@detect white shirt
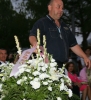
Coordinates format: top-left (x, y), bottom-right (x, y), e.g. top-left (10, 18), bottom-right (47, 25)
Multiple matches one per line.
top-left (0, 61), bottom-right (7, 65)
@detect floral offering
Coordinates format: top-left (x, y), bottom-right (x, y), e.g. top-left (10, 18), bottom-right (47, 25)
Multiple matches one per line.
top-left (0, 29), bottom-right (80, 100)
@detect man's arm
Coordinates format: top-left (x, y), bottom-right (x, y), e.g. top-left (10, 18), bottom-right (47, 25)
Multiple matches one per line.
top-left (29, 36), bottom-right (38, 53)
top-left (29, 36), bottom-right (37, 47)
top-left (70, 44), bottom-right (91, 69)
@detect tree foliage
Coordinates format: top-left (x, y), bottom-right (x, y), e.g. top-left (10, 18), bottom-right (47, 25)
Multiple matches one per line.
top-left (63, 0), bottom-right (91, 46)
top-left (0, 0), bottom-right (30, 51)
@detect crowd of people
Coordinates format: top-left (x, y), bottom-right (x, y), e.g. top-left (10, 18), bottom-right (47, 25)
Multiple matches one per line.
top-left (65, 47), bottom-right (91, 100)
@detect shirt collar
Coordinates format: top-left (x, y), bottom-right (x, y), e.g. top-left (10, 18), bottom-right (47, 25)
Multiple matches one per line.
top-left (46, 14), bottom-right (61, 23)
top-left (0, 61), bottom-right (7, 64)
top-left (46, 15), bottom-right (54, 22)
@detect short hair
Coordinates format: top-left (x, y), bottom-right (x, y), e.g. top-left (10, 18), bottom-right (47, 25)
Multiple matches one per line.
top-left (0, 47), bottom-right (7, 51)
top-left (48, 0), bottom-right (63, 5)
top-left (65, 62), bottom-right (76, 74)
top-left (0, 47), bottom-right (7, 53)
top-left (48, 0), bottom-right (54, 5)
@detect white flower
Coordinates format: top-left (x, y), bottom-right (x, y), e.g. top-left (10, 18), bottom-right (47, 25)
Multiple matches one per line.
top-left (1, 77), bottom-right (6, 82)
top-left (48, 86), bottom-right (52, 91)
top-left (25, 69), bottom-right (31, 73)
top-left (14, 71), bottom-right (21, 78)
top-left (23, 99), bottom-right (26, 100)
top-left (9, 63), bottom-right (14, 66)
top-left (57, 97), bottom-right (62, 100)
top-left (0, 84), bottom-right (2, 92)
top-left (17, 50), bottom-right (22, 56)
top-left (60, 78), bottom-right (64, 83)
top-left (51, 58), bottom-right (55, 62)
top-left (17, 79), bottom-right (22, 85)
top-left (18, 64), bottom-right (27, 68)
top-left (37, 66), bottom-right (41, 71)
top-left (27, 60), bottom-right (32, 64)
top-left (22, 76), bottom-right (27, 81)
top-left (18, 68), bottom-right (25, 74)
top-left (68, 89), bottom-right (73, 97)
top-left (38, 62), bottom-right (45, 67)
top-left (43, 82), bottom-right (48, 85)
top-left (0, 95), bottom-right (5, 100)
top-left (50, 62), bottom-right (57, 67)
top-left (60, 83), bottom-right (64, 91)
top-left (41, 66), bottom-right (46, 72)
top-left (32, 71), bottom-right (40, 76)
top-left (49, 68), bottom-right (59, 81)
top-left (33, 78), bottom-right (40, 81)
top-left (44, 64), bottom-right (48, 68)
top-left (39, 57), bottom-right (43, 61)
top-left (49, 67), bottom-right (56, 73)
top-left (58, 68), bottom-right (64, 74)
top-left (30, 81), bottom-right (40, 89)
top-left (63, 85), bottom-right (68, 91)
top-left (39, 73), bottom-right (49, 80)
top-left (50, 74), bottom-right (59, 81)
top-left (29, 76), bottom-right (33, 79)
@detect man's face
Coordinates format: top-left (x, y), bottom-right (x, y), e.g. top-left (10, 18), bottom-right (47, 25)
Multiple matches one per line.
top-left (0, 49), bottom-right (7, 62)
top-left (48, 0), bottom-right (64, 20)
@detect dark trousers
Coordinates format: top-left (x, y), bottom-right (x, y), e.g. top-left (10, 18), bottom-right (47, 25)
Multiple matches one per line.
top-left (72, 85), bottom-right (80, 97)
top-left (56, 61), bottom-right (63, 68)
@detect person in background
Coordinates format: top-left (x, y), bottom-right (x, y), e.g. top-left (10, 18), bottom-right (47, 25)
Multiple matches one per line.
top-left (0, 48), bottom-right (8, 65)
top-left (66, 62), bottom-right (90, 100)
top-left (7, 52), bottom-right (14, 63)
top-left (29, 0), bottom-right (91, 69)
top-left (80, 67), bottom-right (91, 100)
top-left (0, 47), bottom-right (8, 72)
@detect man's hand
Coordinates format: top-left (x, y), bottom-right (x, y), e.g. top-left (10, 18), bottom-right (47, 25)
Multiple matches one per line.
top-left (71, 45), bottom-right (91, 69)
top-left (83, 57), bottom-right (91, 69)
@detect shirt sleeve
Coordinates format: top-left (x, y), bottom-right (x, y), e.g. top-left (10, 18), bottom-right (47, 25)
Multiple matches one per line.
top-left (29, 19), bottom-right (45, 46)
top-left (29, 20), bottom-right (45, 37)
top-left (68, 29), bottom-right (78, 47)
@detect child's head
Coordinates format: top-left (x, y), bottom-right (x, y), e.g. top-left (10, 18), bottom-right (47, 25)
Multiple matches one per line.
top-left (65, 62), bottom-right (75, 74)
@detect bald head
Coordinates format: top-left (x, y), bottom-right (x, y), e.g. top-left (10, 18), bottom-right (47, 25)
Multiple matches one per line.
top-left (48, 0), bottom-right (64, 20)
top-left (48, 0), bottom-right (54, 5)
top-left (48, 0), bottom-right (63, 5)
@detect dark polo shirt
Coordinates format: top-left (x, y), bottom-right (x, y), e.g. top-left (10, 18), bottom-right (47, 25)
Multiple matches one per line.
top-left (29, 15), bottom-right (77, 65)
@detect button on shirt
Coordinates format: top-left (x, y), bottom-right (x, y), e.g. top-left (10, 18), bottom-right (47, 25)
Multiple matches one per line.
top-left (29, 15), bottom-right (77, 63)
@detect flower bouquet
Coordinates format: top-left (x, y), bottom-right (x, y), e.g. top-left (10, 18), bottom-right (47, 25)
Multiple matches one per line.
top-left (0, 29), bottom-right (80, 100)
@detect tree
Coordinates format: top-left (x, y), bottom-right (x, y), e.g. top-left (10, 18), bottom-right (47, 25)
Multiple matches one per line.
top-left (63, 0), bottom-right (91, 47)
top-left (0, 0), bottom-right (30, 50)
top-left (0, 0), bottom-right (15, 47)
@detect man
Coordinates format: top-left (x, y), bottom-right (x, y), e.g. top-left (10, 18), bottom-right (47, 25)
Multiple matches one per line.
top-left (29, 0), bottom-right (91, 68)
top-left (0, 48), bottom-right (8, 65)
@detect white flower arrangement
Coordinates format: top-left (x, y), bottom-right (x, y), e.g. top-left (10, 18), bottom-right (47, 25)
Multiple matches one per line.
top-left (0, 29), bottom-right (80, 100)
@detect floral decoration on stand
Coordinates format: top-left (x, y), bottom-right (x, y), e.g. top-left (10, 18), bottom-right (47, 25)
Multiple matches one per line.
top-left (14, 35), bottom-right (22, 56)
top-left (0, 29), bottom-right (80, 100)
